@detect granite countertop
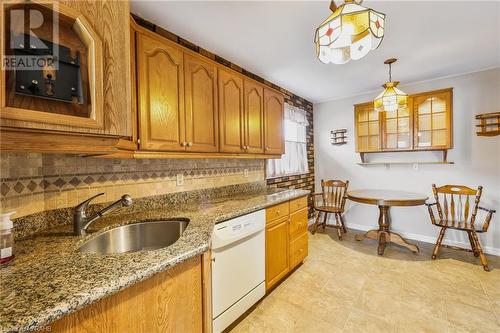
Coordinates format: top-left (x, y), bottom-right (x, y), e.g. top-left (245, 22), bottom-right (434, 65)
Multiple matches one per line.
top-left (0, 188), bottom-right (309, 332)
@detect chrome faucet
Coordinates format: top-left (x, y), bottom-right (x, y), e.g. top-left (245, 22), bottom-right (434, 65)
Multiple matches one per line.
top-left (73, 193), bottom-right (133, 236)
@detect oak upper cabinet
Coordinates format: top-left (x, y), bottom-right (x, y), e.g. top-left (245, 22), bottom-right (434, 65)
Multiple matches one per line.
top-left (263, 88), bottom-right (285, 155)
top-left (0, 1), bottom-right (132, 154)
top-left (137, 32), bottom-right (185, 151)
top-left (354, 103), bottom-right (380, 152)
top-left (413, 89), bottom-right (453, 150)
top-left (243, 80), bottom-right (265, 153)
top-left (184, 53), bottom-right (219, 152)
top-left (218, 68), bottom-right (245, 153)
top-left (354, 88), bottom-right (453, 155)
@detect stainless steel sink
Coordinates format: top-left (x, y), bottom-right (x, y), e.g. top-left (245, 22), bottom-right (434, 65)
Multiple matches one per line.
top-left (78, 219), bottom-right (189, 254)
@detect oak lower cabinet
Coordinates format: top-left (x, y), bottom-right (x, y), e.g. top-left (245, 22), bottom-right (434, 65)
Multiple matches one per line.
top-left (265, 196), bottom-right (308, 290)
top-left (265, 216), bottom-right (290, 289)
top-left (264, 88), bottom-right (285, 155)
top-left (50, 255), bottom-right (208, 333)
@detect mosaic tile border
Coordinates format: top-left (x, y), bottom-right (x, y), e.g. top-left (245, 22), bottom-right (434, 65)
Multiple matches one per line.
top-left (0, 165), bottom-right (263, 199)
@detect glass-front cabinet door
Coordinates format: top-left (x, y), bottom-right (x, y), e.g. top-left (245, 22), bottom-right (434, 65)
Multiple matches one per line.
top-left (413, 89), bottom-right (452, 150)
top-left (355, 103), bottom-right (380, 152)
top-left (381, 102), bottom-right (413, 150)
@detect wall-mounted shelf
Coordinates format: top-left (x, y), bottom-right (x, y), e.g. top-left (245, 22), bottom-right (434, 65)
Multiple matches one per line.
top-left (357, 161), bottom-right (454, 166)
top-left (331, 129), bottom-right (347, 145)
top-left (476, 112), bottom-right (500, 136)
top-left (359, 149), bottom-right (450, 163)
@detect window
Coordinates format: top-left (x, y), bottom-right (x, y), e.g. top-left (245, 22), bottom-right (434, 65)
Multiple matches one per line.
top-left (266, 104), bottom-right (309, 178)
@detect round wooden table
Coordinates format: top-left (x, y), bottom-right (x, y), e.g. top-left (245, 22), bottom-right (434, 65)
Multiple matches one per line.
top-left (347, 190), bottom-right (428, 255)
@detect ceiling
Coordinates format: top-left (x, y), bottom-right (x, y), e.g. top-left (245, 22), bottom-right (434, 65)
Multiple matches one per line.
top-left (131, 1), bottom-right (500, 104)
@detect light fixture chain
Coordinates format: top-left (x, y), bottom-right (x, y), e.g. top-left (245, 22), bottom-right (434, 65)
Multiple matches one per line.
top-left (388, 63), bottom-right (392, 82)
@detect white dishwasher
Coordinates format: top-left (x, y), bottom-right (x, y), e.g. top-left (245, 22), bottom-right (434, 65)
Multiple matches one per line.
top-left (211, 209), bottom-right (265, 333)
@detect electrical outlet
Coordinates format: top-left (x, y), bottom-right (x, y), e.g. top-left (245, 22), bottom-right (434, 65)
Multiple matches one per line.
top-left (244, 169), bottom-right (249, 178)
top-left (176, 173), bottom-right (184, 186)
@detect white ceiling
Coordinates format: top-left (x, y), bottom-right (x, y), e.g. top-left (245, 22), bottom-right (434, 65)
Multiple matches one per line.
top-left (131, 1), bottom-right (500, 104)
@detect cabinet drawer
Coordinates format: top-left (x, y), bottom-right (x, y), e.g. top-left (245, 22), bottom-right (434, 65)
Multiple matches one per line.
top-left (289, 232), bottom-right (308, 270)
top-left (289, 208), bottom-right (308, 240)
top-left (266, 201), bottom-right (289, 223)
top-left (290, 196), bottom-right (307, 213)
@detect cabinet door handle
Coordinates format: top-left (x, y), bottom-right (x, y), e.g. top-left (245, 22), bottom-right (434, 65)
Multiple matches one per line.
top-left (181, 142), bottom-right (187, 147)
top-left (265, 147), bottom-right (269, 151)
top-left (187, 142), bottom-right (193, 147)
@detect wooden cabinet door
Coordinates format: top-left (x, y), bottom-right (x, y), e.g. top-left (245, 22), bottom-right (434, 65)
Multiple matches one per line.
top-left (243, 80), bottom-right (264, 153)
top-left (184, 54), bottom-right (218, 152)
top-left (354, 103), bottom-right (381, 152)
top-left (413, 89), bottom-right (453, 150)
top-left (137, 32), bottom-right (185, 151)
top-left (266, 217), bottom-right (289, 290)
top-left (263, 88), bottom-right (285, 155)
top-left (218, 69), bottom-right (244, 153)
top-left (50, 256), bottom-right (202, 333)
top-left (381, 99), bottom-right (413, 151)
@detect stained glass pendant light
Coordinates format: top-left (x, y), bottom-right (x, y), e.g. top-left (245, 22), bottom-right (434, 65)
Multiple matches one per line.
top-left (314, 0), bottom-right (385, 64)
top-left (374, 58), bottom-right (408, 112)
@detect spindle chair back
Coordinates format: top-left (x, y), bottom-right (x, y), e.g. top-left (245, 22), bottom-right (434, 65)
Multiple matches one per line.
top-left (427, 184), bottom-right (496, 271)
top-left (312, 179), bottom-right (349, 240)
top-left (432, 184), bottom-right (483, 229)
top-left (321, 179), bottom-right (349, 212)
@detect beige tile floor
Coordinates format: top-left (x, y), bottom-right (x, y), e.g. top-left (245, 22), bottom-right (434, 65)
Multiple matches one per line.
top-left (231, 228), bottom-right (500, 333)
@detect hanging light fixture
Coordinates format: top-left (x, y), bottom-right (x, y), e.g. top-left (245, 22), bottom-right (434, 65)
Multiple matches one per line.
top-left (314, 0), bottom-right (385, 64)
top-left (374, 58), bottom-right (408, 112)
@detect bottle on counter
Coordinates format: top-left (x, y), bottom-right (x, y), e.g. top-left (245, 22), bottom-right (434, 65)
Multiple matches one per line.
top-left (0, 211), bottom-right (15, 265)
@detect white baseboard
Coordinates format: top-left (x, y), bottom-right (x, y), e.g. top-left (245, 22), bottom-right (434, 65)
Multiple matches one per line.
top-left (346, 222), bottom-right (500, 256)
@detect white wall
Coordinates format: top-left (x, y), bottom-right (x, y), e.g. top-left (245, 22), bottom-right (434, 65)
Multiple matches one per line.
top-left (314, 68), bottom-right (500, 255)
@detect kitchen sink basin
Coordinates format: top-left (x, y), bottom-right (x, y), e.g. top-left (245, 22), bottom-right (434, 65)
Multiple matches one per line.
top-left (78, 219), bottom-right (189, 254)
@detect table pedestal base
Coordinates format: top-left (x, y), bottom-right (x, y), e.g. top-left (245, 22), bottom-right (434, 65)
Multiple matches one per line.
top-left (354, 205), bottom-right (420, 255)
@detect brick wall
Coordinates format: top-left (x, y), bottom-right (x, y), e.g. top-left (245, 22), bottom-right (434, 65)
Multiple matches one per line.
top-left (132, 14), bottom-right (315, 218)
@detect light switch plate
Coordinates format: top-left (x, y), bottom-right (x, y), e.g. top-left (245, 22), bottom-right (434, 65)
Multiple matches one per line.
top-left (244, 169), bottom-right (249, 178)
top-left (176, 173), bottom-right (184, 186)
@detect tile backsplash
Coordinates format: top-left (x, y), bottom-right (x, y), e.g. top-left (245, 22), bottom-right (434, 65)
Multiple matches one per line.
top-left (0, 153), bottom-right (264, 218)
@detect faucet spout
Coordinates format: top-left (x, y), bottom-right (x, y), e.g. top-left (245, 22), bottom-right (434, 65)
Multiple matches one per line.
top-left (74, 194), bottom-right (133, 236)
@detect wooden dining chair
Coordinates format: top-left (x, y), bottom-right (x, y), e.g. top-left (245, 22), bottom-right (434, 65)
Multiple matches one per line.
top-left (312, 179), bottom-right (349, 240)
top-left (426, 184), bottom-right (496, 271)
